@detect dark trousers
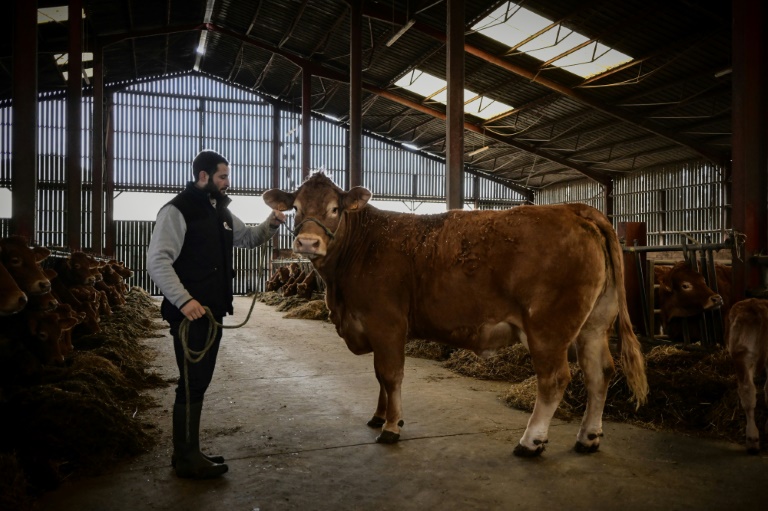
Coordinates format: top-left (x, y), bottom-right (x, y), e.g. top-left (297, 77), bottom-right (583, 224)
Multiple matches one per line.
top-left (170, 316), bottom-right (223, 405)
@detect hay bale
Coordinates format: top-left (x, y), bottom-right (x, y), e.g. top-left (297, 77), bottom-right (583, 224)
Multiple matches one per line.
top-left (283, 300), bottom-right (330, 321)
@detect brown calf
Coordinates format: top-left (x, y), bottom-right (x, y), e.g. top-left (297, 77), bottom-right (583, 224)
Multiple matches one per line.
top-left (727, 298), bottom-right (768, 454)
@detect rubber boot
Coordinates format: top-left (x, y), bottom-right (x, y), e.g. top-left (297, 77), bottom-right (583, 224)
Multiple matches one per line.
top-left (172, 402), bottom-right (228, 479)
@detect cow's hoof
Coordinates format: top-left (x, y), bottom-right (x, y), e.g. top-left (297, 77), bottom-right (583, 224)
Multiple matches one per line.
top-left (574, 441), bottom-right (600, 454)
top-left (513, 442), bottom-right (545, 458)
top-left (367, 416), bottom-right (385, 428)
top-left (376, 430), bottom-right (400, 444)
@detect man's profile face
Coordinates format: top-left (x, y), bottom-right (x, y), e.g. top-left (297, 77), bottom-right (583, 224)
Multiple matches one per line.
top-left (204, 163), bottom-right (230, 199)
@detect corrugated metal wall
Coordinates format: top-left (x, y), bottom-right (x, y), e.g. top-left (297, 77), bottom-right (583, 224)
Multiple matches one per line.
top-left (0, 75), bottom-right (729, 295)
top-left (535, 163), bottom-right (727, 244)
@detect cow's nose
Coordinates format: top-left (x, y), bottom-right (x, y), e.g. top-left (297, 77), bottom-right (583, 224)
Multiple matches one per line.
top-left (38, 280), bottom-right (52, 294)
top-left (295, 237), bottom-right (320, 252)
top-left (709, 294), bottom-right (724, 308)
top-left (18, 294), bottom-right (28, 309)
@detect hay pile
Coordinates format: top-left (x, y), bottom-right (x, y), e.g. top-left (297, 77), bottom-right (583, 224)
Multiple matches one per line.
top-left (284, 300), bottom-right (330, 321)
top-left (405, 339), bottom-right (453, 360)
top-left (0, 287), bottom-right (168, 510)
top-left (439, 343), bottom-right (759, 442)
top-left (258, 291), bottom-right (330, 320)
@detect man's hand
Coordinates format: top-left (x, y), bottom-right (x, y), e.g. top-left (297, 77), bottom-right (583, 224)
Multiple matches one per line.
top-left (180, 299), bottom-right (207, 321)
top-left (268, 209), bottom-right (287, 228)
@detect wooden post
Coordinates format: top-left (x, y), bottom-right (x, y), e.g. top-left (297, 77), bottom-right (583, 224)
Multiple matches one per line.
top-left (618, 222), bottom-right (648, 336)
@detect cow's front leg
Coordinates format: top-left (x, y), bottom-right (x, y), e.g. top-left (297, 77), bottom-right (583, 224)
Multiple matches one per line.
top-left (372, 346), bottom-right (405, 444)
top-left (366, 382), bottom-right (387, 428)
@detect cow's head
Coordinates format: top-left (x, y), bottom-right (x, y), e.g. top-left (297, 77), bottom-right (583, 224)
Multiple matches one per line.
top-left (66, 252), bottom-right (101, 285)
top-left (0, 244), bottom-right (29, 316)
top-left (263, 173), bottom-right (371, 259)
top-left (658, 261), bottom-right (724, 322)
top-left (0, 236), bottom-right (51, 295)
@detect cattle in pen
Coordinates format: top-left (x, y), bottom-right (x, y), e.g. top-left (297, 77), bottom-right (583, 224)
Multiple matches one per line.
top-left (264, 173), bottom-right (648, 457)
top-left (727, 298), bottom-right (768, 454)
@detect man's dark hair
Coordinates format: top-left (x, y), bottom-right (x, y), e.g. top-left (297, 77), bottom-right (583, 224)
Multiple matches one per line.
top-left (192, 150), bottom-right (229, 181)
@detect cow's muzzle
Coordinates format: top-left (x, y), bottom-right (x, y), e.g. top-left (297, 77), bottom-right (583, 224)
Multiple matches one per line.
top-left (705, 294), bottom-right (724, 310)
top-left (293, 234), bottom-right (326, 257)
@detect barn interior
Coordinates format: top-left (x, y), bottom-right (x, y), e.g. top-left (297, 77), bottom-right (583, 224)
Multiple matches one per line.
top-left (1, 1), bottom-right (767, 509)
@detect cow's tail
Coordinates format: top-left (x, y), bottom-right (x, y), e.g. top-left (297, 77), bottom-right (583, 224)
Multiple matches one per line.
top-left (573, 204), bottom-right (649, 408)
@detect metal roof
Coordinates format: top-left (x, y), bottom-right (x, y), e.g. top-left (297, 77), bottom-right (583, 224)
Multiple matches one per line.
top-left (3, 0), bottom-right (732, 191)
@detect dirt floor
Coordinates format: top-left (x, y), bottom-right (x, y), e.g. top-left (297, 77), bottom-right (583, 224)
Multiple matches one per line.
top-left (36, 297), bottom-right (767, 511)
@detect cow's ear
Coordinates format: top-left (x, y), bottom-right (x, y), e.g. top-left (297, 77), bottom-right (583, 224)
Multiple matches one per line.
top-left (263, 189), bottom-right (295, 211)
top-left (344, 186), bottom-right (372, 211)
top-left (60, 317), bottom-right (79, 330)
top-left (33, 246), bottom-right (50, 263)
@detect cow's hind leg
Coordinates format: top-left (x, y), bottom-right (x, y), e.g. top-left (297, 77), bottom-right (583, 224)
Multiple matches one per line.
top-left (733, 349), bottom-right (759, 454)
top-left (574, 325), bottom-right (615, 453)
top-left (514, 349), bottom-right (571, 457)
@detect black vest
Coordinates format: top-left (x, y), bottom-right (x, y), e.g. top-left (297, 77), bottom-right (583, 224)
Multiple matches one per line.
top-left (160, 182), bottom-right (235, 322)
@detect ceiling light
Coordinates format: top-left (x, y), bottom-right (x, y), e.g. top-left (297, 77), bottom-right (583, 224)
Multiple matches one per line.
top-left (386, 20), bottom-right (416, 47)
top-left (714, 67), bottom-right (732, 78)
top-left (467, 146), bottom-right (489, 157)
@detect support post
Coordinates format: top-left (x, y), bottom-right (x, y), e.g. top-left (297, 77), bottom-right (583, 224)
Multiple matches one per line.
top-left (445, 0), bottom-right (464, 210)
top-left (11, 0), bottom-right (38, 241)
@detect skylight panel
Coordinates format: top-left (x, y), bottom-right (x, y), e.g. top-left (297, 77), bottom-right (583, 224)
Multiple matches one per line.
top-left (54, 53), bottom-right (95, 65)
top-left (38, 6), bottom-right (85, 24)
top-left (471, 1), bottom-right (632, 79)
top-left (394, 70), bottom-right (514, 120)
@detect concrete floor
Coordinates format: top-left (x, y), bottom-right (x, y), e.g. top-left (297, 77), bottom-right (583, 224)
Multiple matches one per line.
top-left (37, 297), bottom-right (767, 511)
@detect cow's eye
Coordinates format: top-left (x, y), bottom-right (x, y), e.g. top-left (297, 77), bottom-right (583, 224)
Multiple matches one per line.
top-left (681, 282), bottom-right (693, 291)
top-left (9, 257), bottom-right (21, 267)
top-left (332, 207), bottom-right (339, 215)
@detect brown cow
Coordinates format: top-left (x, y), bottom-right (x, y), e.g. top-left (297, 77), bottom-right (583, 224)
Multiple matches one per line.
top-left (0, 235), bottom-right (52, 296)
top-left (264, 173), bottom-right (648, 457)
top-left (296, 270), bottom-right (317, 300)
top-left (655, 261), bottom-right (731, 341)
top-left (727, 298), bottom-right (768, 454)
top-left (0, 253), bottom-right (27, 316)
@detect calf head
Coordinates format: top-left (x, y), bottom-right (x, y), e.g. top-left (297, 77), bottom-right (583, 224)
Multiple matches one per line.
top-left (658, 261), bottom-right (724, 322)
top-left (263, 173), bottom-right (371, 259)
top-left (0, 253), bottom-right (28, 316)
top-left (25, 309), bottom-right (77, 364)
top-left (0, 236), bottom-right (51, 295)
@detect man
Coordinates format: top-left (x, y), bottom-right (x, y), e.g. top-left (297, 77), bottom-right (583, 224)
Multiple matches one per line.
top-left (147, 149), bottom-right (285, 479)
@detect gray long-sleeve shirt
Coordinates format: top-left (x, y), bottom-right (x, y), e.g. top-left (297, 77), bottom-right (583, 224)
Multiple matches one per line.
top-left (147, 201), bottom-right (278, 311)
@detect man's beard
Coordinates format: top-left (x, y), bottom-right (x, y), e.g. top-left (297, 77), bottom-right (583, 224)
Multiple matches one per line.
top-left (205, 180), bottom-right (226, 200)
